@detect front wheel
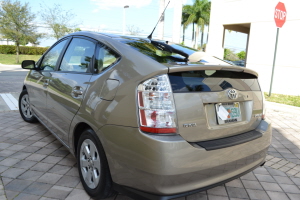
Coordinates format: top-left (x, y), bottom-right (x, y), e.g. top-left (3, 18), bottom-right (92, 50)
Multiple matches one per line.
top-left (77, 129), bottom-right (115, 199)
top-left (19, 90), bottom-right (38, 123)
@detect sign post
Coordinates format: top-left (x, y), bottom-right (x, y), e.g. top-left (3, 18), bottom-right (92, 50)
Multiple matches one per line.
top-left (269, 2), bottom-right (287, 96)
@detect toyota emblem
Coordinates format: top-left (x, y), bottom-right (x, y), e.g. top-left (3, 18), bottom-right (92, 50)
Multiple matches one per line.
top-left (228, 89), bottom-right (238, 99)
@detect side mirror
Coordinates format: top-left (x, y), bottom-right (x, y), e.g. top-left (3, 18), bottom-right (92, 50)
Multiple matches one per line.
top-left (21, 60), bottom-right (36, 69)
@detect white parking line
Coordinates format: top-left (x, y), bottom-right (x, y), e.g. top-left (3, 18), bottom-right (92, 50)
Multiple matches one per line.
top-left (0, 93), bottom-right (18, 110)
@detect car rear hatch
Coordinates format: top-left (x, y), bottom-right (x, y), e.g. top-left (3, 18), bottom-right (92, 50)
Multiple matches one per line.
top-left (166, 64), bottom-right (263, 142)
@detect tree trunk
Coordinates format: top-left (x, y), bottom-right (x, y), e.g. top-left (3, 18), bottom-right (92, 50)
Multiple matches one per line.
top-left (16, 42), bottom-right (20, 64)
top-left (192, 23), bottom-right (194, 42)
top-left (201, 31), bottom-right (204, 49)
top-left (206, 25), bottom-right (210, 46)
top-left (183, 27), bottom-right (185, 43)
top-left (194, 26), bottom-right (199, 49)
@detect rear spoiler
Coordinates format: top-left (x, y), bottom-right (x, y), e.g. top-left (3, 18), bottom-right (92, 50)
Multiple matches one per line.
top-left (164, 64), bottom-right (258, 78)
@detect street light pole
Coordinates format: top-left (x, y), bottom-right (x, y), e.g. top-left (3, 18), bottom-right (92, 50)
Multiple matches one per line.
top-left (172, 0), bottom-right (182, 43)
top-left (123, 5), bottom-right (129, 35)
top-left (157, 0), bottom-right (165, 40)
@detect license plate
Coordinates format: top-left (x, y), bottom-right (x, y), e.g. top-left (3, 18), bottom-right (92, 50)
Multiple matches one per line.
top-left (215, 102), bottom-right (242, 125)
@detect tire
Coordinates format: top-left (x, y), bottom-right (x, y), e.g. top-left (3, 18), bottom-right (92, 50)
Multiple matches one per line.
top-left (19, 90), bottom-right (38, 123)
top-left (77, 129), bottom-right (115, 199)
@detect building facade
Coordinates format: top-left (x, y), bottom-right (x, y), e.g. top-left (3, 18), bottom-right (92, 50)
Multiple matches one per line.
top-left (206, 0), bottom-right (299, 95)
top-left (0, 37), bottom-right (14, 45)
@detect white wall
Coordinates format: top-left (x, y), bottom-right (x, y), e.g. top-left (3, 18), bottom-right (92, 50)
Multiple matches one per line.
top-left (0, 40), bottom-right (14, 45)
top-left (207, 0), bottom-right (300, 95)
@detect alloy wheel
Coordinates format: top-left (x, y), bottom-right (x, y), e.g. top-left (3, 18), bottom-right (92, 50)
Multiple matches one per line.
top-left (80, 139), bottom-right (101, 189)
top-left (21, 94), bottom-right (33, 118)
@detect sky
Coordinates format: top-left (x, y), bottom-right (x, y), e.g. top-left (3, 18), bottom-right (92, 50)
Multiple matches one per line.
top-left (18, 0), bottom-right (246, 52)
top-left (224, 31), bottom-right (247, 53)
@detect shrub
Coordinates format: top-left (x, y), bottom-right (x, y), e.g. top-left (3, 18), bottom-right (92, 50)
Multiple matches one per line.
top-left (236, 51), bottom-right (246, 60)
top-left (0, 45), bottom-right (48, 55)
top-left (0, 45), bottom-right (15, 54)
top-left (224, 48), bottom-right (239, 61)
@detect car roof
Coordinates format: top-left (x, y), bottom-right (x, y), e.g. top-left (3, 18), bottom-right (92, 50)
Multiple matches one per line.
top-left (72, 31), bottom-right (146, 40)
top-left (66, 31), bottom-right (153, 47)
top-left (95, 32), bottom-right (128, 38)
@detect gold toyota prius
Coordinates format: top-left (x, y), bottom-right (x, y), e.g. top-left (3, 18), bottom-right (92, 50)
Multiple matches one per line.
top-left (19, 31), bottom-right (271, 200)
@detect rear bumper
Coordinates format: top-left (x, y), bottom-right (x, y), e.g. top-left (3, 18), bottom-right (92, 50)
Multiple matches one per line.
top-left (97, 119), bottom-right (272, 196)
top-left (113, 161), bottom-right (265, 200)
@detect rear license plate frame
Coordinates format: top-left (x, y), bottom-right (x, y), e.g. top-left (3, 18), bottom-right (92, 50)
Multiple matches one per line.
top-left (215, 102), bottom-right (242, 125)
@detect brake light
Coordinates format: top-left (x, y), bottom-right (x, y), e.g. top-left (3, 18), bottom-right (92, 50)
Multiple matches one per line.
top-left (137, 75), bottom-right (177, 134)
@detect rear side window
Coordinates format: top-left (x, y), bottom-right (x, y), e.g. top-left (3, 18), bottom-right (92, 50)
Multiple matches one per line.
top-left (95, 45), bottom-right (119, 73)
top-left (168, 70), bottom-right (260, 92)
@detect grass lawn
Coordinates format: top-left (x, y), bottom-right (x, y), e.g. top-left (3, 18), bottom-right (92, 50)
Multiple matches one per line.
top-left (264, 92), bottom-right (300, 107)
top-left (0, 54), bottom-right (41, 65)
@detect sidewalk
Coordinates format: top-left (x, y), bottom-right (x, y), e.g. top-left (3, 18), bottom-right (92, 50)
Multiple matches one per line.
top-left (0, 64), bottom-right (24, 72)
top-left (0, 102), bottom-right (299, 200)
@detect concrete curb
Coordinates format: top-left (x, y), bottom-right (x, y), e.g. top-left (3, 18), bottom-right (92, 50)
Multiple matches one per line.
top-left (266, 101), bottom-right (300, 112)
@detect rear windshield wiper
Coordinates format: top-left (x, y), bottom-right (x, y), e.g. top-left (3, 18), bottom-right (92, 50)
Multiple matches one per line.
top-left (150, 40), bottom-right (189, 62)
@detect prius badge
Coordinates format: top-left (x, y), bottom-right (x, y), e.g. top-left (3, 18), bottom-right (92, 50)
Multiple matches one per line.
top-left (228, 89), bottom-right (238, 100)
top-left (183, 123), bottom-right (197, 128)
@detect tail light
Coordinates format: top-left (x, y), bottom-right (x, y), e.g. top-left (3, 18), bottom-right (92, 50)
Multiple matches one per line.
top-left (137, 74), bottom-right (177, 134)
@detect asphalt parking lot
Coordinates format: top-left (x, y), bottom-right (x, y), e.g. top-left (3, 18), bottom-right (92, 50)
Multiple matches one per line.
top-left (1, 65), bottom-right (300, 200)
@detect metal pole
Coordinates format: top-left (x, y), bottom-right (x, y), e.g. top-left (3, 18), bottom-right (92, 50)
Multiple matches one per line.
top-left (157, 0), bottom-right (165, 40)
top-left (123, 6), bottom-right (129, 35)
top-left (269, 28), bottom-right (279, 97)
top-left (123, 8), bottom-right (125, 34)
top-left (124, 8), bottom-right (126, 34)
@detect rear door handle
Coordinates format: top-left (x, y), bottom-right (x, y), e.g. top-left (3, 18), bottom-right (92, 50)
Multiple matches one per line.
top-left (72, 86), bottom-right (84, 98)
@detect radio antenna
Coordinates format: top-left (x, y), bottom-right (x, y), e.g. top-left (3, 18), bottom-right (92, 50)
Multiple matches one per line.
top-left (147, 1), bottom-right (170, 40)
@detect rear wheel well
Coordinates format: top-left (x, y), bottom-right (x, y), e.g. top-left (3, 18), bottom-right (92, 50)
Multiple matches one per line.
top-left (22, 85), bottom-right (27, 91)
top-left (73, 123), bottom-right (93, 156)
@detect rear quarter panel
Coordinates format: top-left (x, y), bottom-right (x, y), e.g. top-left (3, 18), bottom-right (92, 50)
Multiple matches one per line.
top-left (69, 37), bottom-right (168, 151)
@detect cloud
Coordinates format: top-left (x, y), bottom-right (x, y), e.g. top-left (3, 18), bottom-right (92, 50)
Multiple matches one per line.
top-left (91, 0), bottom-right (152, 10)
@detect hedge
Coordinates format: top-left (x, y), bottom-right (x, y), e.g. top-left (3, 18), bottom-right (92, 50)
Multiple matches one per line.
top-left (0, 45), bottom-right (48, 55)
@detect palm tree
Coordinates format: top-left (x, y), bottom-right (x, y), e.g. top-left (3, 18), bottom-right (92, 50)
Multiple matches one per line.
top-left (183, 0), bottom-right (211, 49)
top-left (200, 1), bottom-right (210, 49)
top-left (181, 5), bottom-right (193, 44)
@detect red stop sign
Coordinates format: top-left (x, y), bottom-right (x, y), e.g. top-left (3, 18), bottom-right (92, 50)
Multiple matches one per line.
top-left (274, 2), bottom-right (287, 28)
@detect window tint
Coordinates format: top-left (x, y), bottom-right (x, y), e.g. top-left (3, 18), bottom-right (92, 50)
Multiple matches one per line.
top-left (40, 39), bottom-right (68, 70)
top-left (95, 45), bottom-right (119, 73)
top-left (119, 39), bottom-right (186, 63)
top-left (168, 70), bottom-right (260, 92)
top-left (170, 44), bottom-right (197, 56)
top-left (59, 38), bottom-right (95, 72)
top-left (119, 38), bottom-right (234, 65)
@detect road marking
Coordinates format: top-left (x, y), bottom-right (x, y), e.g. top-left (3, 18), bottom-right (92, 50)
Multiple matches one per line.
top-left (0, 93), bottom-right (18, 110)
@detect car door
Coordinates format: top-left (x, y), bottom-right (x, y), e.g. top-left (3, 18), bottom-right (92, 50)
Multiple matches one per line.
top-left (46, 37), bottom-right (96, 144)
top-left (27, 38), bottom-right (69, 125)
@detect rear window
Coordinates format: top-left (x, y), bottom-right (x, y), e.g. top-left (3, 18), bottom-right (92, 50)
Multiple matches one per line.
top-left (119, 38), bottom-right (189, 63)
top-left (119, 38), bottom-right (234, 65)
top-left (168, 70), bottom-right (260, 92)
